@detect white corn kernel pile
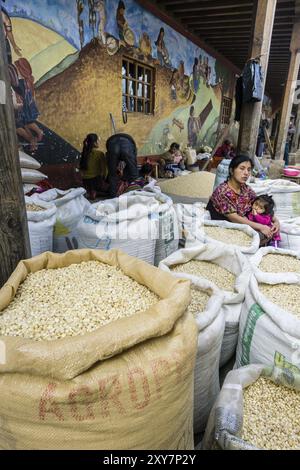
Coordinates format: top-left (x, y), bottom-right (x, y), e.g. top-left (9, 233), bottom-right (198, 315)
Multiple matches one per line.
top-left (171, 260), bottom-right (235, 292)
top-left (259, 283), bottom-right (300, 318)
top-left (242, 377), bottom-right (300, 450)
top-left (0, 261), bottom-right (159, 341)
top-left (158, 172), bottom-right (215, 198)
top-left (259, 253), bottom-right (300, 273)
top-left (26, 203), bottom-right (45, 212)
top-left (204, 226), bottom-right (252, 247)
top-left (187, 288), bottom-right (211, 317)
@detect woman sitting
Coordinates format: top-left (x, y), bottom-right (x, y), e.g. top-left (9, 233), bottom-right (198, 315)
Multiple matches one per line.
top-left (209, 139), bottom-right (235, 170)
top-left (159, 142), bottom-right (185, 177)
top-left (206, 155), bottom-right (280, 245)
top-left (79, 133), bottom-right (108, 200)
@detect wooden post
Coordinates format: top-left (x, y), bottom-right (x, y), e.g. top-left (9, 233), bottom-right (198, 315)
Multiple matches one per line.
top-left (237, 0), bottom-right (277, 158)
top-left (274, 22), bottom-right (300, 159)
top-left (0, 13), bottom-right (31, 287)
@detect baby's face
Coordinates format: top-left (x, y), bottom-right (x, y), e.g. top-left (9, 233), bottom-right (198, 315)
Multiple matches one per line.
top-left (253, 201), bottom-right (265, 214)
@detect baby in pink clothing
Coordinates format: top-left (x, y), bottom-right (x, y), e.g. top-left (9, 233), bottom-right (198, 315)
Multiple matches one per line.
top-left (247, 194), bottom-right (281, 247)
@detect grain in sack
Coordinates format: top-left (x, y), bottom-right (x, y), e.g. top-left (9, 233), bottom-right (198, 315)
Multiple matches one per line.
top-left (25, 196), bottom-right (57, 256)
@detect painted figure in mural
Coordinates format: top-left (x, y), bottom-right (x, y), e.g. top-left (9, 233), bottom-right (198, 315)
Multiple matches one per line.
top-left (155, 27), bottom-right (171, 67)
top-left (76, 0), bottom-right (85, 49)
top-left (1, 1), bottom-right (22, 64)
top-left (116, 1), bottom-right (127, 43)
top-left (188, 100), bottom-right (213, 148)
top-left (178, 60), bottom-right (185, 88)
top-left (94, 0), bottom-right (106, 44)
top-left (139, 32), bottom-right (152, 57)
top-left (80, 133), bottom-right (108, 200)
top-left (88, 0), bottom-right (97, 38)
top-left (192, 58), bottom-right (200, 94)
top-left (169, 70), bottom-right (177, 101)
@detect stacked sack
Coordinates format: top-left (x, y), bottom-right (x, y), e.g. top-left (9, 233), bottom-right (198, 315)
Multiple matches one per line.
top-left (25, 196), bottom-right (57, 257)
top-left (19, 150), bottom-right (47, 190)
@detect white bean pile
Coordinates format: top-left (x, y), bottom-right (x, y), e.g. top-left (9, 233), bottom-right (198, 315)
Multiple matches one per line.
top-left (0, 261), bottom-right (159, 341)
top-left (204, 226), bottom-right (252, 247)
top-left (242, 377), bottom-right (300, 450)
top-left (259, 253), bottom-right (300, 273)
top-left (259, 283), bottom-right (300, 318)
top-left (171, 260), bottom-right (235, 292)
top-left (187, 288), bottom-right (211, 317)
top-left (158, 172), bottom-right (215, 198)
top-left (26, 203), bottom-right (45, 212)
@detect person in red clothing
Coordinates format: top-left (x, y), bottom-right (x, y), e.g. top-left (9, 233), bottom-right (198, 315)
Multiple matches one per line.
top-left (247, 195), bottom-right (281, 247)
top-left (209, 139), bottom-right (235, 170)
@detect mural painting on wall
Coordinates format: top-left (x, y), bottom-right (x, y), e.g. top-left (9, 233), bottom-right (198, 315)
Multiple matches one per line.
top-left (2, 0), bottom-right (234, 178)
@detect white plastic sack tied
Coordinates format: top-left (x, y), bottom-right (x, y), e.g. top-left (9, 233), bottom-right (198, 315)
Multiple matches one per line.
top-left (76, 194), bottom-right (159, 264)
top-left (33, 188), bottom-right (90, 253)
top-left (190, 279), bottom-right (225, 433)
top-left (159, 244), bottom-right (249, 367)
top-left (236, 272), bottom-right (300, 370)
top-left (174, 203), bottom-right (209, 247)
top-left (280, 217), bottom-right (300, 251)
top-left (25, 196), bottom-right (57, 256)
top-left (213, 159), bottom-right (231, 191)
top-left (202, 365), bottom-right (300, 450)
top-left (125, 191), bottom-right (179, 266)
top-left (195, 219), bottom-right (260, 255)
top-left (19, 151), bottom-right (41, 169)
top-left (21, 168), bottom-right (48, 184)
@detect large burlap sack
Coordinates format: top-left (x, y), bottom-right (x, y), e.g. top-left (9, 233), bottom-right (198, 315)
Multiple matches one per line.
top-left (76, 194), bottom-right (158, 264)
top-left (174, 203), bottom-right (208, 247)
top-left (190, 280), bottom-right (225, 433)
top-left (126, 191), bottom-right (179, 266)
top-left (196, 220), bottom-right (260, 256)
top-left (21, 168), bottom-right (48, 184)
top-left (19, 151), bottom-right (41, 170)
top-left (236, 273), bottom-right (300, 370)
top-left (0, 249), bottom-right (197, 450)
top-left (33, 188), bottom-right (90, 253)
top-left (25, 196), bottom-right (57, 257)
top-left (202, 364), bottom-right (300, 450)
top-left (280, 217), bottom-right (300, 251)
top-left (159, 244), bottom-right (250, 367)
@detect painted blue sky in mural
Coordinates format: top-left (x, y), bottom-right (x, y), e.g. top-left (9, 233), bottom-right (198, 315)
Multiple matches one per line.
top-left (3, 0), bottom-right (218, 81)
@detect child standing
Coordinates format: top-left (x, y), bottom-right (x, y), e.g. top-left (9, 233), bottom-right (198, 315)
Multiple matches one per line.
top-left (247, 194), bottom-right (281, 247)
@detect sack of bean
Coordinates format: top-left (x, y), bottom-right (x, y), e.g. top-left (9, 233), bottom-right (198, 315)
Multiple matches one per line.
top-left (196, 220), bottom-right (260, 256)
top-left (280, 217), bottom-right (300, 251)
top-left (25, 196), bottom-right (57, 257)
top-left (159, 244), bottom-right (250, 367)
top-left (236, 267), bottom-right (300, 370)
top-left (187, 279), bottom-right (225, 433)
top-left (249, 247), bottom-right (300, 284)
top-left (174, 203), bottom-right (208, 247)
top-left (0, 249), bottom-right (197, 450)
top-left (202, 364), bottom-right (300, 450)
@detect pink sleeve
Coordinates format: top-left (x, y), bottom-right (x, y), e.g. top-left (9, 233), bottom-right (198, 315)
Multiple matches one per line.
top-left (251, 214), bottom-right (272, 225)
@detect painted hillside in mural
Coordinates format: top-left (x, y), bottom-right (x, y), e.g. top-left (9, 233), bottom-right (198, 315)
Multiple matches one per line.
top-left (3, 0), bottom-right (235, 179)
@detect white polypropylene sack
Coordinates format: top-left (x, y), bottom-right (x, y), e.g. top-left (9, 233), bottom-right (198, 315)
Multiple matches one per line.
top-left (33, 188), bottom-right (90, 253)
top-left (19, 150), bottom-right (41, 169)
top-left (250, 246), bottom-right (300, 283)
top-left (196, 220), bottom-right (260, 255)
top-left (174, 203), bottom-right (208, 247)
top-left (76, 194), bottom-right (158, 264)
top-left (280, 217), bottom-right (300, 251)
top-left (21, 168), bottom-right (48, 184)
top-left (202, 364), bottom-right (300, 450)
top-left (25, 196), bottom-right (57, 256)
top-left (236, 273), bottom-right (300, 370)
top-left (190, 279), bottom-right (225, 433)
top-left (213, 159), bottom-right (231, 190)
top-left (126, 191), bottom-right (179, 266)
top-left (159, 244), bottom-right (250, 367)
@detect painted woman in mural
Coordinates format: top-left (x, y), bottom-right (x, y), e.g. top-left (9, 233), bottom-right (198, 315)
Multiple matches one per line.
top-left (155, 27), bottom-right (171, 67)
top-left (88, 0), bottom-right (97, 38)
top-left (192, 58), bottom-right (200, 94)
top-left (76, 0), bottom-right (85, 49)
top-left (116, 1), bottom-right (126, 43)
top-left (188, 101), bottom-right (213, 148)
top-left (94, 0), bottom-right (106, 45)
top-left (1, 1), bottom-right (21, 64)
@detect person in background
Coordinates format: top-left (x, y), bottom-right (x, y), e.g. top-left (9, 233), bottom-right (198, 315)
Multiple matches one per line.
top-left (206, 155), bottom-right (280, 246)
top-left (79, 133), bottom-right (108, 200)
top-left (256, 119), bottom-right (269, 158)
top-left (209, 139), bottom-right (235, 170)
top-left (247, 194), bottom-right (281, 247)
top-left (284, 117), bottom-right (296, 166)
top-left (159, 142), bottom-right (185, 177)
top-left (106, 133), bottom-right (138, 198)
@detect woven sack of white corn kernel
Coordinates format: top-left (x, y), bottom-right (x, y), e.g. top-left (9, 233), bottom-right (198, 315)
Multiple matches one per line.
top-left (235, 270), bottom-right (300, 370)
top-left (173, 202), bottom-right (209, 247)
top-left (249, 246), bottom-right (300, 284)
top-left (188, 279), bottom-right (225, 434)
top-left (32, 188), bottom-right (90, 253)
top-left (0, 249), bottom-right (197, 450)
top-left (159, 243), bottom-right (250, 367)
top-left (25, 196), bottom-right (57, 257)
top-left (202, 364), bottom-right (300, 450)
top-left (76, 193), bottom-right (159, 265)
top-left (279, 217), bottom-right (300, 251)
top-left (124, 191), bottom-right (179, 266)
top-left (195, 220), bottom-right (260, 256)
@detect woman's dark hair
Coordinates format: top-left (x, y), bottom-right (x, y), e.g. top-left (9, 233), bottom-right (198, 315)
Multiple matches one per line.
top-left (228, 155), bottom-right (254, 179)
top-left (170, 142), bottom-right (180, 151)
top-left (155, 27), bottom-right (164, 46)
top-left (224, 139), bottom-right (231, 146)
top-left (254, 194), bottom-right (275, 216)
top-left (118, 1), bottom-right (125, 10)
top-left (141, 163), bottom-right (153, 177)
top-left (80, 133), bottom-right (98, 171)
